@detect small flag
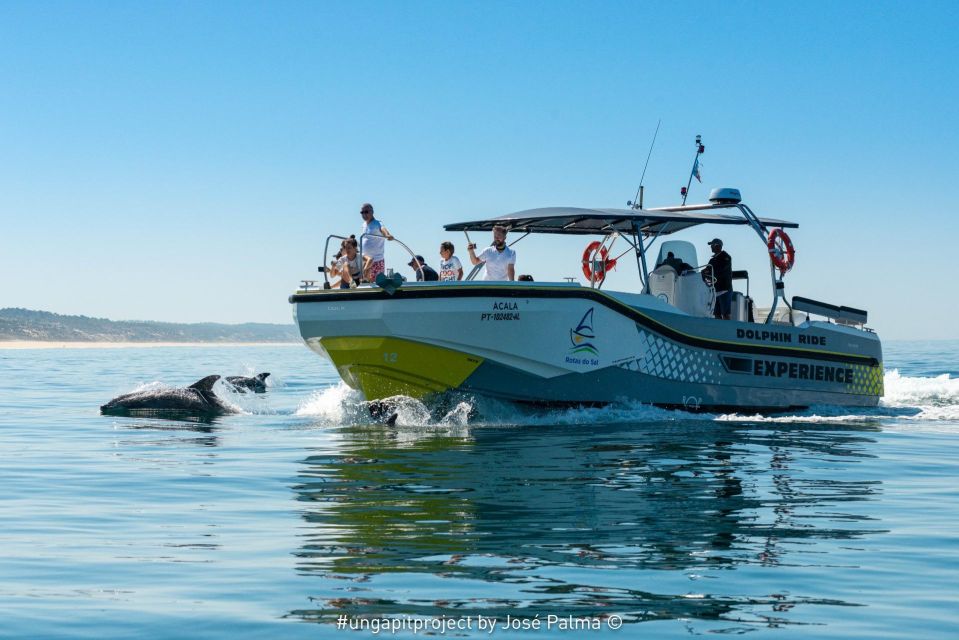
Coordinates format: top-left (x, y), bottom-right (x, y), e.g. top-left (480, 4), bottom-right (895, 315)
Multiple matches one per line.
top-left (692, 156), bottom-right (703, 183)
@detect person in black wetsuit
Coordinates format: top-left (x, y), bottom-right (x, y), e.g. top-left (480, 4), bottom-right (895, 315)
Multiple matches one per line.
top-left (706, 238), bottom-right (733, 319)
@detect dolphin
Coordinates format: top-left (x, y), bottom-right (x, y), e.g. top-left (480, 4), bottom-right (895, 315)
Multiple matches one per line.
top-left (225, 372), bottom-right (271, 393)
top-left (366, 399), bottom-right (399, 426)
top-left (100, 375), bottom-right (236, 417)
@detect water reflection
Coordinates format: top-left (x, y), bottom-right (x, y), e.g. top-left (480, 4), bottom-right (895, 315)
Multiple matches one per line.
top-left (115, 420), bottom-right (220, 447)
top-left (288, 421), bottom-right (884, 630)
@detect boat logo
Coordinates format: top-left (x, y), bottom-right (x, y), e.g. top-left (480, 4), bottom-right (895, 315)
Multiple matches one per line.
top-left (569, 308), bottom-right (599, 357)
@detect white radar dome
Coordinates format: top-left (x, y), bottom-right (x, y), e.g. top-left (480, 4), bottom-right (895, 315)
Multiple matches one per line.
top-left (708, 188), bottom-right (742, 204)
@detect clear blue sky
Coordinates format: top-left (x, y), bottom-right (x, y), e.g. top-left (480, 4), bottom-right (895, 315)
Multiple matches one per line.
top-left (1, 1), bottom-right (956, 339)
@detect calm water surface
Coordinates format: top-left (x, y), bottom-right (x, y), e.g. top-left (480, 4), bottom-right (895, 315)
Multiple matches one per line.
top-left (0, 341), bottom-right (957, 639)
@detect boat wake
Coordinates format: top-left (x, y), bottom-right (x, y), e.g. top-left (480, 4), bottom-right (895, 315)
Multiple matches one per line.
top-left (718, 369), bottom-right (959, 424)
top-left (294, 369), bottom-right (959, 428)
top-left (295, 383), bottom-right (696, 427)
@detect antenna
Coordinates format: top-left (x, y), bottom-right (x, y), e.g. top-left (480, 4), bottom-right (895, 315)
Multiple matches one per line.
top-left (680, 134), bottom-right (705, 205)
top-left (629, 119), bottom-right (661, 210)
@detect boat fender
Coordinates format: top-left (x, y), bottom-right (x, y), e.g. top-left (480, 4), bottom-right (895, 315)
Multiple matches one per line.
top-left (767, 229), bottom-right (796, 274)
top-left (581, 241), bottom-right (617, 283)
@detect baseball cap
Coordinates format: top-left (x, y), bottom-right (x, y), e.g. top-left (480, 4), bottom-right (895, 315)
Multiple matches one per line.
top-left (408, 255), bottom-right (426, 266)
top-left (708, 238), bottom-right (723, 247)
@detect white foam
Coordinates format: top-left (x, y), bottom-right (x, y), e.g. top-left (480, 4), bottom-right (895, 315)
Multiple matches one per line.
top-left (291, 370), bottom-right (959, 428)
top-left (439, 402), bottom-right (473, 427)
top-left (294, 382), bottom-right (368, 424)
top-left (216, 379), bottom-right (279, 415)
top-left (881, 369), bottom-right (959, 418)
top-left (715, 411), bottom-right (881, 424)
top-left (720, 370), bottom-right (959, 424)
top-left (292, 383), bottom-right (697, 428)
top-left (876, 369), bottom-right (959, 422)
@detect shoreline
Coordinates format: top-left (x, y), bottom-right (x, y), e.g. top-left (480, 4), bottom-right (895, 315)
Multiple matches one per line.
top-left (0, 341), bottom-right (302, 350)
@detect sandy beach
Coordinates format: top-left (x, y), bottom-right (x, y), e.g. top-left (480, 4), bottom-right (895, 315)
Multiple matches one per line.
top-left (0, 341), bottom-right (301, 350)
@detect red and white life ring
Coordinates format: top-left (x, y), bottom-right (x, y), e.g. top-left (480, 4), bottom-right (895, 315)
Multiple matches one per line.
top-left (767, 228), bottom-right (796, 273)
top-left (582, 241), bottom-right (617, 282)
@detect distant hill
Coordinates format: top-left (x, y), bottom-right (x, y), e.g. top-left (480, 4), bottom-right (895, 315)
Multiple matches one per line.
top-left (0, 308), bottom-right (300, 343)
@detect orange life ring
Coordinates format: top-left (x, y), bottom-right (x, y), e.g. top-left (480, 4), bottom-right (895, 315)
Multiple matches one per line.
top-left (582, 241), bottom-right (617, 282)
top-left (767, 228), bottom-right (796, 273)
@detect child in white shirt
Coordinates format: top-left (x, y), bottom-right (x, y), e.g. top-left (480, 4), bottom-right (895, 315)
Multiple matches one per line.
top-left (438, 241), bottom-right (463, 281)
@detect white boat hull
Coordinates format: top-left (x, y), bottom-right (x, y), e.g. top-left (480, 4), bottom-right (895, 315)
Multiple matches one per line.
top-left (290, 282), bottom-right (883, 412)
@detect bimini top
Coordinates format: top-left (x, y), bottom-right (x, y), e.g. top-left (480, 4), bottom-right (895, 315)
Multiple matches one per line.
top-left (444, 202), bottom-right (798, 236)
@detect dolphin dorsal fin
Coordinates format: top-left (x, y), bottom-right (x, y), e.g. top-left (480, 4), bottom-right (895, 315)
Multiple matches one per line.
top-left (257, 372), bottom-right (271, 381)
top-left (188, 375), bottom-right (221, 393)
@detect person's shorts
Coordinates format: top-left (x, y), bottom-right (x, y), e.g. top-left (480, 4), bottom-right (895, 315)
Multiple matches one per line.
top-left (714, 290), bottom-right (732, 318)
top-left (367, 258), bottom-right (385, 282)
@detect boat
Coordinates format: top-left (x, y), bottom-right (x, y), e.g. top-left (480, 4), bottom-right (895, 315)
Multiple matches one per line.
top-left (290, 188), bottom-right (882, 412)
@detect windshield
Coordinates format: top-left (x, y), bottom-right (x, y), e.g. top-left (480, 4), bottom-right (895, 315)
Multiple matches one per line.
top-left (655, 240), bottom-right (699, 269)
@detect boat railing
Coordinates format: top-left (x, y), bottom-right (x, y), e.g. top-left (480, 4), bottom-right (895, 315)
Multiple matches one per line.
top-left (360, 232), bottom-right (427, 281)
top-left (318, 234), bottom-right (349, 289)
top-left (465, 262), bottom-right (484, 281)
top-left (686, 264), bottom-right (718, 316)
top-left (319, 232), bottom-right (429, 288)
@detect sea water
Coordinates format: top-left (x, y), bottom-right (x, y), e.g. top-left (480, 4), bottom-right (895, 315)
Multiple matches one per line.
top-left (0, 341), bottom-right (957, 639)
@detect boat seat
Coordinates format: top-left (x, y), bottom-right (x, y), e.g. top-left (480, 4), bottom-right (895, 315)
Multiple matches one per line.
top-left (649, 266), bottom-right (713, 317)
top-left (648, 265), bottom-right (678, 305)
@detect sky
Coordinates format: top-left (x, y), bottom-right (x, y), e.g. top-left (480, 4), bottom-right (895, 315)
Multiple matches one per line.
top-left (1, 0), bottom-right (957, 339)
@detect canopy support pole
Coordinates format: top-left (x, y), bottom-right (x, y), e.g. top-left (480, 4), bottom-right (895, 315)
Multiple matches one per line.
top-left (637, 222), bottom-right (673, 293)
top-left (507, 231), bottom-right (530, 248)
top-left (766, 263), bottom-right (785, 324)
top-left (734, 203), bottom-right (788, 324)
top-left (630, 223), bottom-right (649, 292)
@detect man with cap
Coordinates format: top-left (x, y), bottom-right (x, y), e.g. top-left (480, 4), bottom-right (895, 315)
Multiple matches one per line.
top-left (408, 255), bottom-right (439, 282)
top-left (705, 238), bottom-right (733, 320)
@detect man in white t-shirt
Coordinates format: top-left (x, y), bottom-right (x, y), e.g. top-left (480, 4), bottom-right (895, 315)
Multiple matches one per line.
top-left (467, 225), bottom-right (515, 281)
top-left (360, 203), bottom-right (393, 282)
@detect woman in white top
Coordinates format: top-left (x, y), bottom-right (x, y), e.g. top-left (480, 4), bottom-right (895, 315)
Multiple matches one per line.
top-left (467, 225), bottom-right (515, 281)
top-left (331, 236), bottom-right (370, 289)
top-left (438, 241), bottom-right (463, 281)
